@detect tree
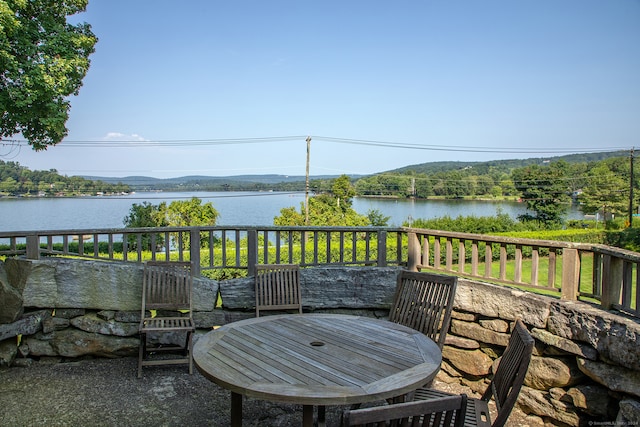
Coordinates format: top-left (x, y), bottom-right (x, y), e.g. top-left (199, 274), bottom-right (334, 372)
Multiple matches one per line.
top-left (124, 201), bottom-right (167, 229)
top-left (275, 175), bottom-right (369, 227)
top-left (367, 209), bottom-right (390, 226)
top-left (475, 175), bottom-right (495, 196)
top-left (123, 201), bottom-right (168, 250)
top-left (165, 197), bottom-right (219, 249)
top-left (123, 198), bottom-right (219, 250)
top-left (1, 176), bottom-right (18, 194)
top-left (331, 174), bottom-right (356, 209)
top-left (0, 0), bottom-right (97, 150)
top-left (512, 161), bottom-right (571, 227)
top-left (414, 176), bottom-right (433, 198)
top-left (578, 160), bottom-right (631, 221)
top-left (165, 197), bottom-right (219, 228)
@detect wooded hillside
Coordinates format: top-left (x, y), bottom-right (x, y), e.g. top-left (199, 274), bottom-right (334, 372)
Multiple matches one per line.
top-left (0, 161), bottom-right (130, 196)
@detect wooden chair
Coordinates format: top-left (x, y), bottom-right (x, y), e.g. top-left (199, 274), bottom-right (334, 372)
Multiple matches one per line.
top-left (413, 319), bottom-right (535, 427)
top-left (138, 261), bottom-right (195, 378)
top-left (255, 264), bottom-right (302, 317)
top-left (389, 271), bottom-right (458, 350)
top-left (342, 394), bottom-right (468, 427)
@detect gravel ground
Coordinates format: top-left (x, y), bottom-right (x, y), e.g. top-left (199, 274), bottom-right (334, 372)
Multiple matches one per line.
top-left (0, 357), bottom-right (537, 427)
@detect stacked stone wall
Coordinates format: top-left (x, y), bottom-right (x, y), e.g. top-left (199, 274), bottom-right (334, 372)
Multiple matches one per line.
top-left (0, 259), bottom-right (638, 425)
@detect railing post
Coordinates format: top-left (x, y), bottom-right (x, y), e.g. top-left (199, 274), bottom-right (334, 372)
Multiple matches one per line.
top-left (445, 238), bottom-right (453, 271)
top-left (561, 248), bottom-right (580, 300)
top-left (247, 229), bottom-right (258, 276)
top-left (26, 234), bottom-right (40, 260)
top-left (407, 231), bottom-right (420, 271)
top-left (189, 228), bottom-right (201, 278)
top-left (377, 230), bottom-right (387, 267)
top-left (601, 254), bottom-right (623, 309)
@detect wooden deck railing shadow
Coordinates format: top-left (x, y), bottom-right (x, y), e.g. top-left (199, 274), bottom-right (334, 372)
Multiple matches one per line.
top-left (0, 225), bottom-right (637, 318)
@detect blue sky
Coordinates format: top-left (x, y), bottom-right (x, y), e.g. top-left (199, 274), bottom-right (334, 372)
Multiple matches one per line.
top-left (7, 0), bottom-right (640, 178)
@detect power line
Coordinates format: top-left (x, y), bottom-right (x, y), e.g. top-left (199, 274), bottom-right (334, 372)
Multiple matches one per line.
top-left (5, 135), bottom-right (632, 154)
top-left (5, 136), bottom-right (306, 147)
top-left (312, 136), bottom-right (628, 154)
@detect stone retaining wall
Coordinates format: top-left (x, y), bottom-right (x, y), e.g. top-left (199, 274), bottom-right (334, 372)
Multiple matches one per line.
top-left (1, 259), bottom-right (638, 425)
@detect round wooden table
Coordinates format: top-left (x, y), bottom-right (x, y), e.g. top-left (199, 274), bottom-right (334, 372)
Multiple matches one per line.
top-left (194, 313), bottom-right (441, 427)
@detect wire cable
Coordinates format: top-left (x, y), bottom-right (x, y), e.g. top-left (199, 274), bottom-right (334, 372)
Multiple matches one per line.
top-left (6, 135), bottom-right (631, 154)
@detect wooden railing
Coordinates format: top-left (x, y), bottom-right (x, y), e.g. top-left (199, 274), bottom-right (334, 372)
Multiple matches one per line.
top-left (405, 228), bottom-right (639, 317)
top-left (0, 226), bottom-right (404, 276)
top-left (0, 225), bottom-right (637, 317)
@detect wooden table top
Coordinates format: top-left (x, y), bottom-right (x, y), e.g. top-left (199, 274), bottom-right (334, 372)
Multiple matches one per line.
top-left (194, 313), bottom-right (441, 407)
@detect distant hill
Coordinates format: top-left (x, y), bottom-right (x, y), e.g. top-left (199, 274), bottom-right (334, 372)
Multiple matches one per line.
top-left (384, 151), bottom-right (627, 175)
top-left (80, 150), bottom-right (628, 190)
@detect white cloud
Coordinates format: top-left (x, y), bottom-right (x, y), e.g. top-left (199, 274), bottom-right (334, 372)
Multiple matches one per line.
top-left (103, 132), bottom-right (149, 142)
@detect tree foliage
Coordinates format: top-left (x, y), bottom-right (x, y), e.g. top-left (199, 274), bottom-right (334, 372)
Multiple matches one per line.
top-left (123, 201), bottom-right (167, 229)
top-left (331, 174), bottom-right (356, 209)
top-left (165, 197), bottom-right (218, 250)
top-left (578, 158), bottom-right (633, 220)
top-left (367, 209), bottom-right (390, 226)
top-left (409, 212), bottom-right (528, 234)
top-left (122, 201), bottom-right (168, 250)
top-left (124, 197), bottom-right (219, 250)
top-left (274, 176), bottom-right (372, 226)
top-left (164, 197), bottom-right (219, 228)
top-left (0, 0), bottom-right (97, 150)
top-left (0, 160), bottom-right (130, 195)
top-left (274, 196), bottom-right (371, 227)
top-left (511, 161), bottom-right (571, 227)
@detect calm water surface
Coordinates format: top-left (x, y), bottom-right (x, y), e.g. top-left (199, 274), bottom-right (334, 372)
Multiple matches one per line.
top-left (0, 191), bottom-right (584, 232)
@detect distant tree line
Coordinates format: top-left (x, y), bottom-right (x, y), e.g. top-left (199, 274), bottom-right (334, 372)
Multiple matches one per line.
top-left (353, 155), bottom-right (635, 228)
top-left (0, 161), bottom-right (130, 196)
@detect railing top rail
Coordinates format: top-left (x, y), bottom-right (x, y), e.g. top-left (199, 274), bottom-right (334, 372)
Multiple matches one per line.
top-left (592, 244), bottom-right (640, 262)
top-left (402, 227), bottom-right (597, 251)
top-left (0, 225), bottom-right (404, 237)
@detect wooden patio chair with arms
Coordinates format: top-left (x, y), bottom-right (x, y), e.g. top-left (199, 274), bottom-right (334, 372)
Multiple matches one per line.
top-left (341, 394), bottom-right (468, 427)
top-left (138, 261), bottom-right (195, 378)
top-left (413, 319), bottom-right (535, 427)
top-left (255, 264), bottom-right (302, 317)
top-left (389, 271), bottom-right (458, 350)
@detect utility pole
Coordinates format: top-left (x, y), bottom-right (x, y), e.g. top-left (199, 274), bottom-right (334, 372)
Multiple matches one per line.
top-left (305, 136), bottom-right (311, 225)
top-left (629, 148), bottom-right (634, 228)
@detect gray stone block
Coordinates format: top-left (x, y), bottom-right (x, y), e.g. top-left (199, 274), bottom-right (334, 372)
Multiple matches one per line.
top-left (0, 310), bottom-right (48, 341)
top-left (455, 279), bottom-right (550, 328)
top-left (548, 300), bottom-right (640, 370)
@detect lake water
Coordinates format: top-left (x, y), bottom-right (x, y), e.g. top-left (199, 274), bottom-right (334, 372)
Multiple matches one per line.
top-left (0, 191), bottom-right (584, 232)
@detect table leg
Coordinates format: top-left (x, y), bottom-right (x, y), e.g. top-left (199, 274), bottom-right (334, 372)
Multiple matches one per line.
top-left (231, 392), bottom-right (242, 427)
top-left (302, 405), bottom-right (314, 427)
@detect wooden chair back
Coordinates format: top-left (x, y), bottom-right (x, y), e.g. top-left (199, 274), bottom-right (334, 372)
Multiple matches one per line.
top-left (342, 394), bottom-right (468, 427)
top-left (255, 264), bottom-right (302, 317)
top-left (138, 261), bottom-right (194, 378)
top-left (141, 261), bottom-right (192, 314)
top-left (483, 319), bottom-right (534, 427)
top-left (389, 271), bottom-right (457, 349)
